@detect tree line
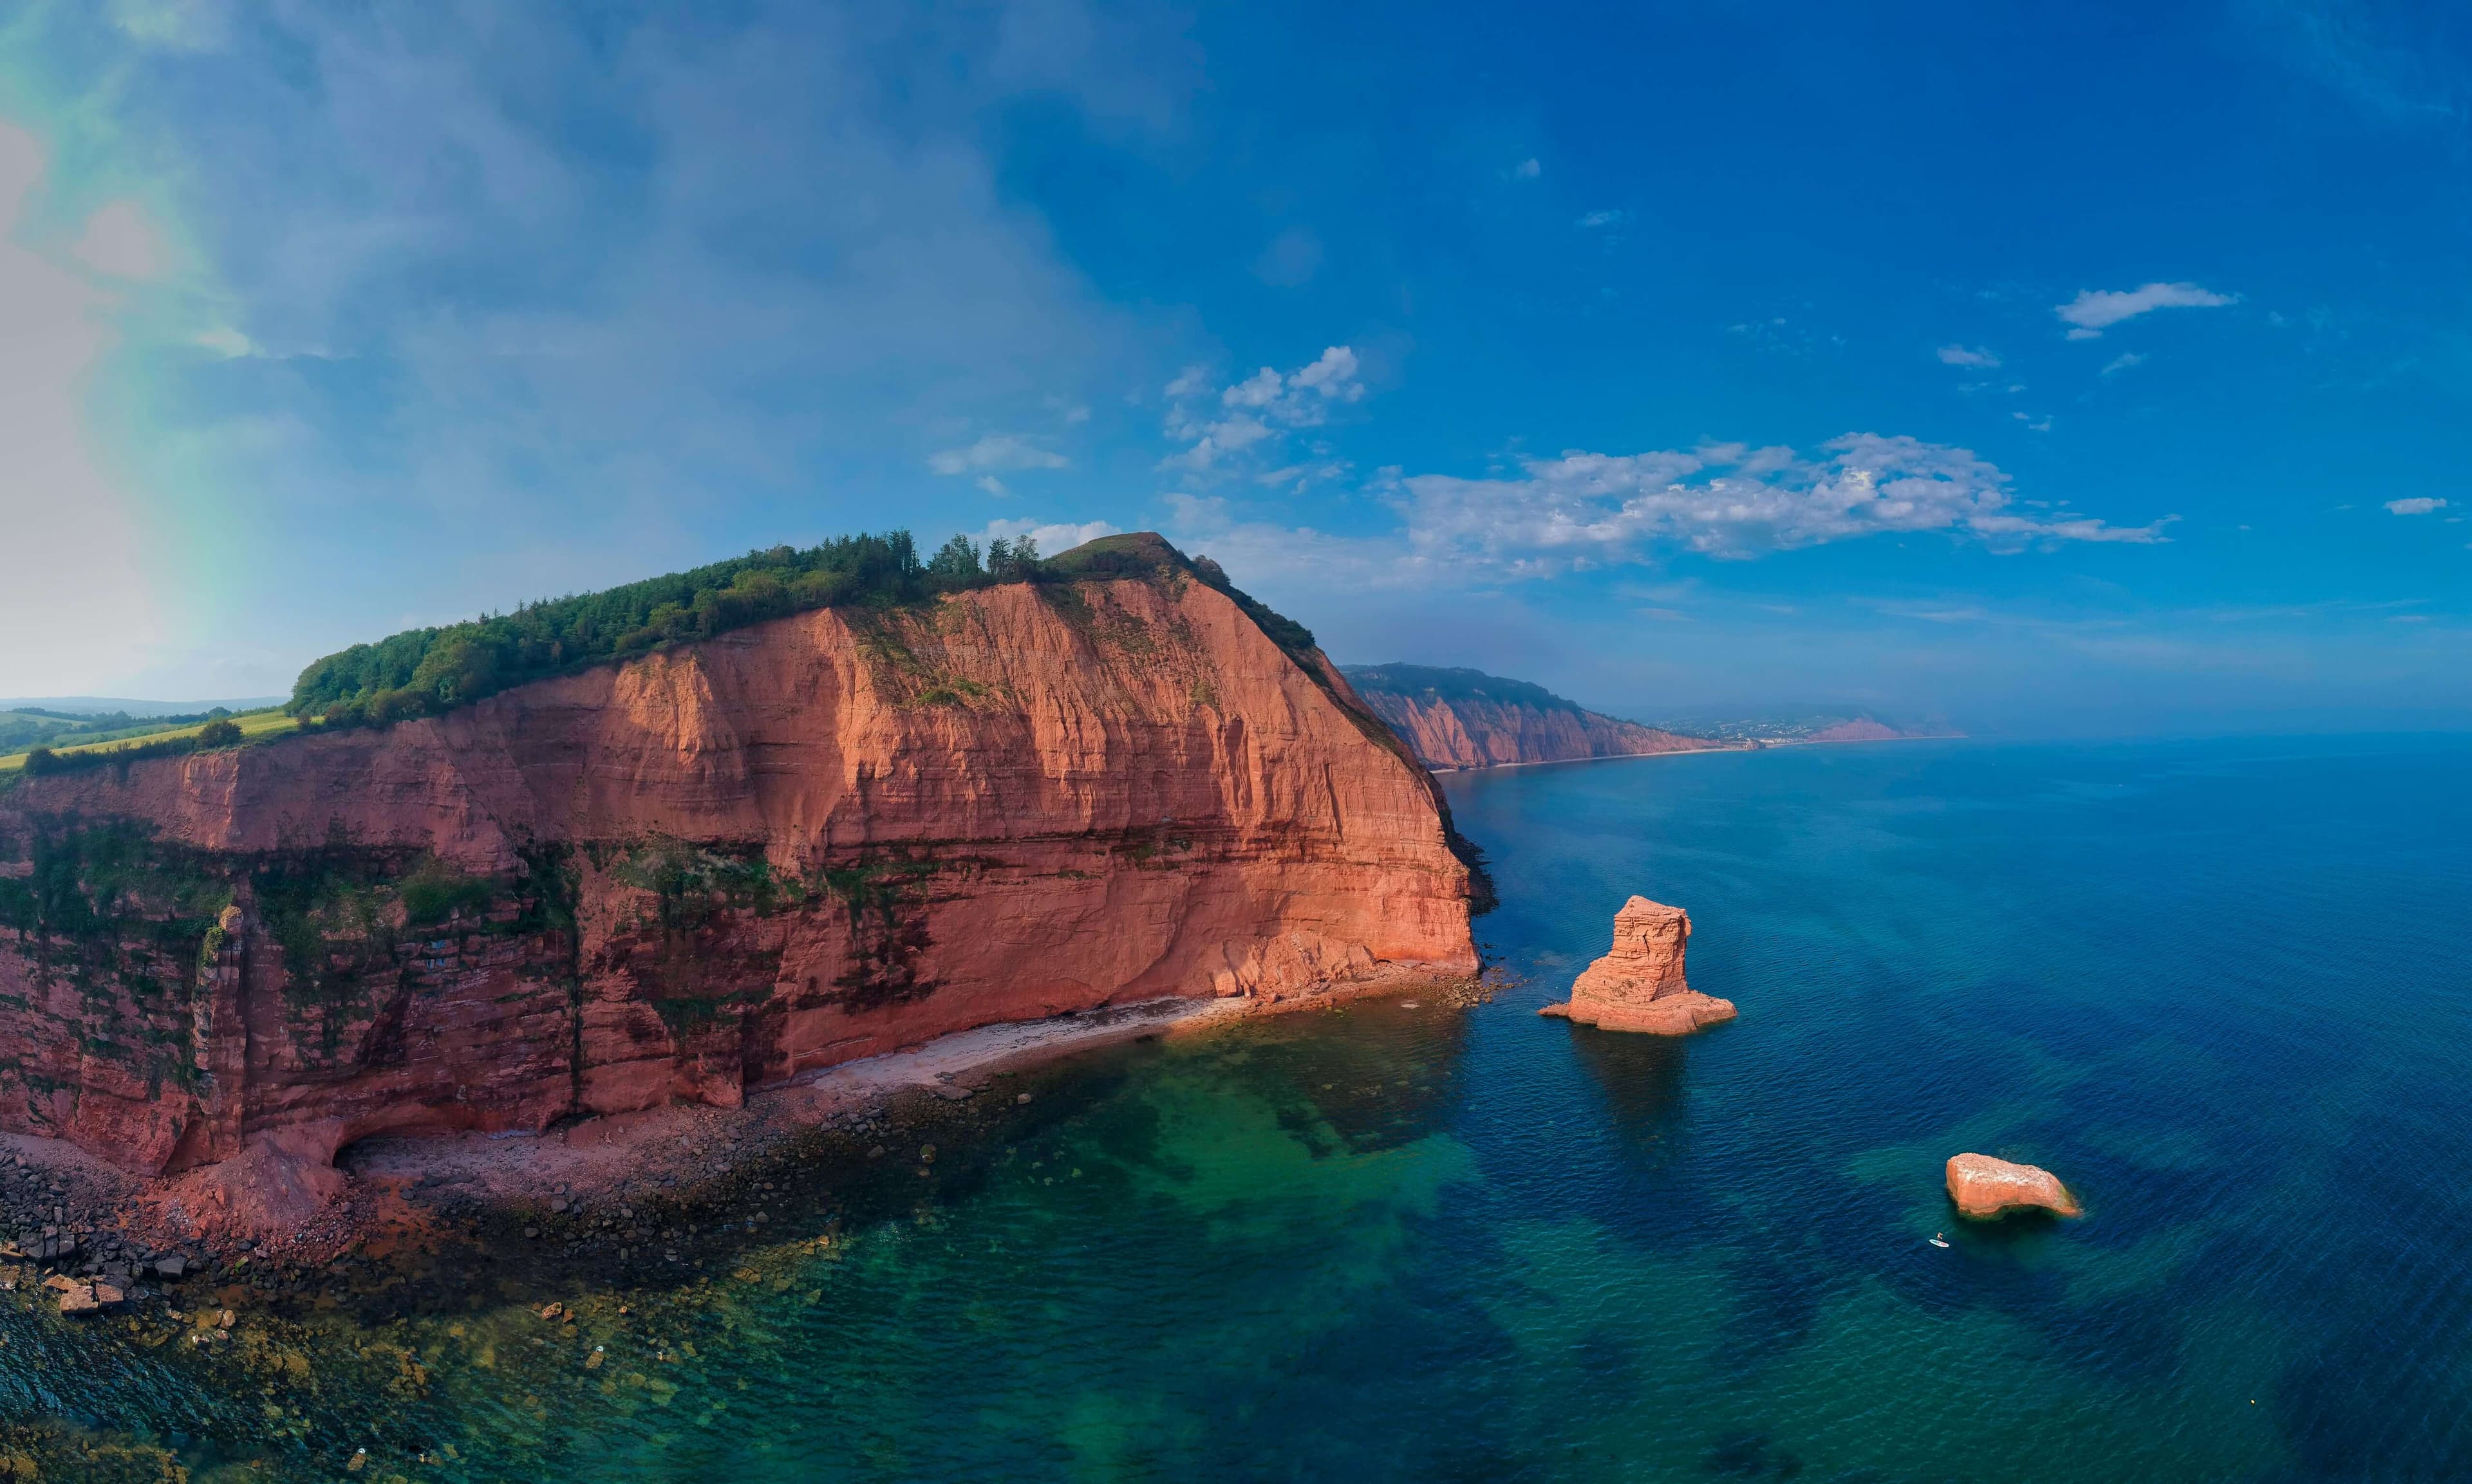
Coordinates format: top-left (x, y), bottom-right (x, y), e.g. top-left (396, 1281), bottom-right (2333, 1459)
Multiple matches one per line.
top-left (289, 531), bottom-right (1049, 727)
top-left (19, 718), bottom-right (245, 777)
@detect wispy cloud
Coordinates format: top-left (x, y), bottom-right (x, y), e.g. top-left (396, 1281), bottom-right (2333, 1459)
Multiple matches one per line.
top-left (1575, 209), bottom-right (1625, 229)
top-left (2056, 282), bottom-right (2236, 339)
top-left (6, 1), bottom-right (1169, 689)
top-left (1253, 225), bottom-right (1322, 286)
top-left (1512, 157), bottom-right (1540, 179)
top-left (1168, 434), bottom-right (2171, 591)
top-left (1392, 435), bottom-right (2169, 567)
top-left (1936, 344), bottom-right (2000, 367)
top-left (2386, 497), bottom-right (2449, 515)
top-left (928, 434), bottom-right (1069, 476)
top-left (2101, 352), bottom-right (2146, 375)
top-left (2249, 0), bottom-right (2470, 130)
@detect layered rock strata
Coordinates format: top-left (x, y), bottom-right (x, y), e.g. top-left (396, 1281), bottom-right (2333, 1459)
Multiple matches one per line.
top-left (1540, 895), bottom-right (1737, 1034)
top-left (1945, 1153), bottom-right (2081, 1219)
top-left (0, 544), bottom-right (1477, 1187)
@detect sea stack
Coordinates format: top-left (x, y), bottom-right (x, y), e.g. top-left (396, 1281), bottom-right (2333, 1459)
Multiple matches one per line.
top-left (1539, 895), bottom-right (1737, 1035)
top-left (1944, 1153), bottom-right (2082, 1220)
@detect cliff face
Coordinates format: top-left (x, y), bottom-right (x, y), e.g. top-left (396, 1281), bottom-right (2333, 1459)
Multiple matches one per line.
top-left (0, 561), bottom-right (1475, 1176)
top-left (1342, 665), bottom-right (1719, 772)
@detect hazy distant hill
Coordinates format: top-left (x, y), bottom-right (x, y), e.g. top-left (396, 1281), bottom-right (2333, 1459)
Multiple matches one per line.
top-left (1649, 710), bottom-right (1962, 744)
top-left (1342, 665), bottom-right (1725, 771)
top-left (0, 696), bottom-right (285, 717)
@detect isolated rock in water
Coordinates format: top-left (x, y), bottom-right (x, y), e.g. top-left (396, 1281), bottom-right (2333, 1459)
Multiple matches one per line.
top-left (1539, 895), bottom-right (1737, 1035)
top-left (1945, 1153), bottom-right (2081, 1219)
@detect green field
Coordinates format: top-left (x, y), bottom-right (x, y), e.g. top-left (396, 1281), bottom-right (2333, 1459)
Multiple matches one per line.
top-left (0, 707), bottom-right (295, 774)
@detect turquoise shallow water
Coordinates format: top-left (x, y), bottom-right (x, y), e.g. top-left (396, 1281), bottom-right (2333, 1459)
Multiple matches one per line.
top-left (6, 734), bottom-right (2471, 1481)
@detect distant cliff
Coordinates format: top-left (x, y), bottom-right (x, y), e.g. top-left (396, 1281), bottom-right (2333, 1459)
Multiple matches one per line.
top-left (0, 535), bottom-right (1477, 1178)
top-left (1341, 665), bottom-right (1727, 772)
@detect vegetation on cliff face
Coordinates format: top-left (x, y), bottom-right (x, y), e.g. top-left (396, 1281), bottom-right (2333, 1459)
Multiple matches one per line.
top-left (0, 821), bottom-right (232, 1093)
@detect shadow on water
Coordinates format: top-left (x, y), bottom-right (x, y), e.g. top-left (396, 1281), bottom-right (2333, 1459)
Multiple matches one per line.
top-left (1562, 1021), bottom-right (1694, 1158)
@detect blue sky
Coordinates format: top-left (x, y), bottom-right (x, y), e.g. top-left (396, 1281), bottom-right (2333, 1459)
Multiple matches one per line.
top-left (1, 1), bottom-right (2466, 732)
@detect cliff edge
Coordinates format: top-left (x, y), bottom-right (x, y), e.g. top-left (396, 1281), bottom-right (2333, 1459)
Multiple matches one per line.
top-left (1342, 665), bottom-right (1724, 772)
top-left (0, 536), bottom-right (1476, 1179)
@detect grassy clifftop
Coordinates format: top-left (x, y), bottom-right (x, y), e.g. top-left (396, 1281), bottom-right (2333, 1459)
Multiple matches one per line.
top-left (288, 528), bottom-right (1323, 728)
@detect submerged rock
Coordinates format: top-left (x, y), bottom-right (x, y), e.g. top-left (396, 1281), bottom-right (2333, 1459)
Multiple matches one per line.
top-left (1945, 1153), bottom-right (2081, 1220)
top-left (1539, 896), bottom-right (1737, 1035)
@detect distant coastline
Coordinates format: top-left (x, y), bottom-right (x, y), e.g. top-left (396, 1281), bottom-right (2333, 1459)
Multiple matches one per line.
top-left (1426, 730), bottom-right (1961, 774)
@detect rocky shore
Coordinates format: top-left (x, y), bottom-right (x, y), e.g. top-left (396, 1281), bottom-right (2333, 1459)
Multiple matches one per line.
top-left (0, 968), bottom-right (1483, 1325)
top-left (0, 536), bottom-right (1481, 1275)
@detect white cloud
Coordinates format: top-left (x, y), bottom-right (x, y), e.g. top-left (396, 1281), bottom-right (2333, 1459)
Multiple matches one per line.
top-left (2101, 352), bottom-right (2146, 376)
top-left (1288, 345), bottom-right (1362, 399)
top-left (1163, 435), bottom-right (2169, 604)
top-left (1391, 435), bottom-right (2168, 568)
top-left (2055, 282), bottom-right (2236, 337)
top-left (2386, 497), bottom-right (2449, 515)
top-left (1161, 346), bottom-right (1365, 474)
top-left (927, 434), bottom-right (1069, 476)
top-left (1575, 209), bottom-right (1625, 229)
top-left (1513, 157), bottom-right (1540, 179)
top-left (0, 122), bottom-right (161, 692)
top-left (975, 475), bottom-right (1006, 496)
top-left (979, 516), bottom-right (1118, 552)
top-left (71, 199), bottom-right (165, 279)
top-left (1936, 344), bottom-right (2000, 367)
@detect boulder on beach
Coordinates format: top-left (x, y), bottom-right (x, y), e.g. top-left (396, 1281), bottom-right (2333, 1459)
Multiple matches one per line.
top-left (1539, 896), bottom-right (1737, 1035)
top-left (1945, 1153), bottom-right (2081, 1220)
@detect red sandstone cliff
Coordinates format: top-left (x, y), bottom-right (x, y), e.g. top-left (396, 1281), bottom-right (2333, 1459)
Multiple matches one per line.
top-left (0, 546), bottom-right (1475, 1178)
top-left (1341, 665), bottom-right (1723, 771)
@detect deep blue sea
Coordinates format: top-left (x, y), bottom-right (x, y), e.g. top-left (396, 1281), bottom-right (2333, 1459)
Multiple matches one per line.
top-left (8, 734), bottom-right (2472, 1481)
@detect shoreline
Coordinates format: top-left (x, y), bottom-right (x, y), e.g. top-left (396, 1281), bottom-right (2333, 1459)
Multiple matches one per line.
top-left (1424, 743), bottom-right (1747, 774)
top-left (2, 966), bottom-right (1472, 1301)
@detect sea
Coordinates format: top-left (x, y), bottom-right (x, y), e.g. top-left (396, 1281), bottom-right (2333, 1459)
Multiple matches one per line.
top-left (5, 733), bottom-right (2470, 1482)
